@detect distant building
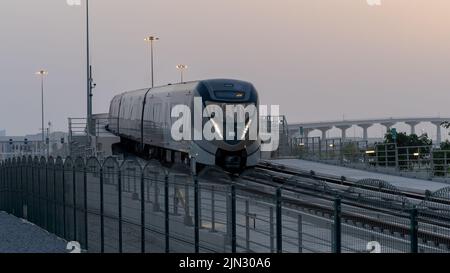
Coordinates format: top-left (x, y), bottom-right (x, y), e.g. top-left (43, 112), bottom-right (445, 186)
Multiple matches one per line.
top-left (0, 131), bottom-right (69, 160)
top-left (0, 130), bottom-right (5, 137)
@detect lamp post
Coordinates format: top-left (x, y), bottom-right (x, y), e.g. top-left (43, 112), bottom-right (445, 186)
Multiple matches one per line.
top-left (85, 0), bottom-right (94, 137)
top-left (176, 64), bottom-right (188, 83)
top-left (66, 0), bottom-right (93, 138)
top-left (144, 36), bottom-right (159, 87)
top-left (35, 70), bottom-right (48, 145)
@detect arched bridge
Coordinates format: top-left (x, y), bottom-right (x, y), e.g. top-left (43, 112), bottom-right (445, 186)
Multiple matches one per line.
top-left (288, 117), bottom-right (449, 145)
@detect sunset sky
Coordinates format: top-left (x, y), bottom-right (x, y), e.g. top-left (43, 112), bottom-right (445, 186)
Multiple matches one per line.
top-left (1, 0), bottom-right (450, 138)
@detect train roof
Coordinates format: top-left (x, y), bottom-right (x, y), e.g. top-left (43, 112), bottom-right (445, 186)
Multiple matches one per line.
top-left (114, 79), bottom-right (258, 101)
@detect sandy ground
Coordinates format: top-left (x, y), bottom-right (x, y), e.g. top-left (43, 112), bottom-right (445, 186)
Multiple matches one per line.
top-left (0, 211), bottom-right (68, 253)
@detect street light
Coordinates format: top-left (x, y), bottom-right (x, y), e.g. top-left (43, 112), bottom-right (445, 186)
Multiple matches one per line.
top-left (176, 64), bottom-right (188, 83)
top-left (67, 0), bottom-right (94, 137)
top-left (144, 36), bottom-right (159, 87)
top-left (35, 70), bottom-right (48, 145)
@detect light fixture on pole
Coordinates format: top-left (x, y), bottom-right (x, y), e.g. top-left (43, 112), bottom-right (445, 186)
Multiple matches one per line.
top-left (35, 70), bottom-right (48, 145)
top-left (66, 0), bottom-right (93, 139)
top-left (144, 36), bottom-right (159, 87)
top-left (176, 64), bottom-right (188, 83)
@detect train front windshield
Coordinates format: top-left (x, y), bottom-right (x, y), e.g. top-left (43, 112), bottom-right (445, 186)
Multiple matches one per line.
top-left (204, 101), bottom-right (258, 143)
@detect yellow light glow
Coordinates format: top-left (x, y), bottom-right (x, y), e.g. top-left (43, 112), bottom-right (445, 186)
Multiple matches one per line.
top-left (366, 150), bottom-right (376, 154)
top-left (144, 36), bottom-right (159, 42)
top-left (35, 70), bottom-right (48, 75)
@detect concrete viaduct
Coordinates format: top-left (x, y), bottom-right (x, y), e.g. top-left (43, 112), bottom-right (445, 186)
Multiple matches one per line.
top-left (288, 117), bottom-right (449, 145)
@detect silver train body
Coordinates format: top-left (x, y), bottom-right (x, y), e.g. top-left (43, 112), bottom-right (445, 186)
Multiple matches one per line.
top-left (107, 79), bottom-right (261, 171)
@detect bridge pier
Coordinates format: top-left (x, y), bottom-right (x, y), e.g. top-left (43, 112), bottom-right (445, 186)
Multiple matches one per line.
top-left (317, 127), bottom-right (332, 141)
top-left (405, 122), bottom-right (419, 135)
top-left (432, 121), bottom-right (442, 146)
top-left (358, 124), bottom-right (372, 141)
top-left (336, 125), bottom-right (351, 140)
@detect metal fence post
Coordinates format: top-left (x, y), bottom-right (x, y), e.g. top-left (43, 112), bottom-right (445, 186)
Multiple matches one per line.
top-left (333, 198), bottom-right (342, 253)
top-left (10, 162), bottom-right (14, 216)
top-left (0, 164), bottom-right (2, 212)
top-left (45, 161), bottom-right (49, 230)
top-left (20, 161), bottom-right (24, 218)
top-left (269, 207), bottom-right (274, 253)
top-left (231, 183), bottom-right (236, 253)
top-left (298, 214), bottom-right (303, 253)
top-left (430, 149), bottom-right (435, 179)
top-left (118, 168), bottom-right (123, 253)
top-left (0, 164), bottom-right (2, 211)
top-left (53, 162), bottom-right (57, 234)
top-left (7, 163), bottom-right (10, 214)
top-left (211, 186), bottom-right (216, 232)
top-left (245, 200), bottom-right (250, 251)
top-left (140, 171), bottom-right (145, 253)
top-left (17, 162), bottom-right (20, 217)
top-left (319, 139), bottom-right (322, 160)
top-left (72, 164), bottom-right (77, 242)
top-left (153, 176), bottom-right (160, 212)
top-left (194, 175), bottom-right (200, 253)
top-left (9, 162), bottom-right (13, 215)
top-left (62, 164), bottom-right (66, 239)
top-left (173, 184), bottom-right (179, 215)
top-left (29, 162), bottom-right (32, 222)
top-left (0, 164), bottom-right (3, 211)
top-left (184, 184), bottom-right (193, 226)
top-left (83, 166), bottom-right (88, 251)
top-left (100, 167), bottom-right (104, 253)
top-left (276, 187), bottom-right (282, 253)
top-left (165, 172), bottom-right (170, 253)
top-left (410, 207), bottom-right (418, 253)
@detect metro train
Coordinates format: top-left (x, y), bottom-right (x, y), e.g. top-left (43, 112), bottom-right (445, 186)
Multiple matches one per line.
top-left (107, 79), bottom-right (261, 172)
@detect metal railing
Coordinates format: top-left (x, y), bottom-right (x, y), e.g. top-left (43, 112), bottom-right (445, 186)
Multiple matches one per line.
top-left (68, 117), bottom-right (111, 159)
top-left (288, 138), bottom-right (450, 182)
top-left (1, 156), bottom-right (450, 253)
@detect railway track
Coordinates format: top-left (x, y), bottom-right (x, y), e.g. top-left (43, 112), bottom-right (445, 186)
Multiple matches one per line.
top-left (255, 161), bottom-right (447, 203)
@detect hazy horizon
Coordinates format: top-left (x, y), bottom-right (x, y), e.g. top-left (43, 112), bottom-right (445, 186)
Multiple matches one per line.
top-left (1, 0), bottom-right (450, 140)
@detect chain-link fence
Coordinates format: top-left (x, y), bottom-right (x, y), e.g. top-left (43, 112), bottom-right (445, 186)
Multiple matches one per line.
top-left (1, 156), bottom-right (450, 253)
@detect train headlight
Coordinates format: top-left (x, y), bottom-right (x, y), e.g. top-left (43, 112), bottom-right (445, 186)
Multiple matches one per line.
top-left (240, 119), bottom-right (253, 140)
top-left (210, 118), bottom-right (224, 140)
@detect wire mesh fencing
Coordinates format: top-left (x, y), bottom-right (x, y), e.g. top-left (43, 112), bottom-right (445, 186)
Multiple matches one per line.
top-left (1, 156), bottom-right (450, 253)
